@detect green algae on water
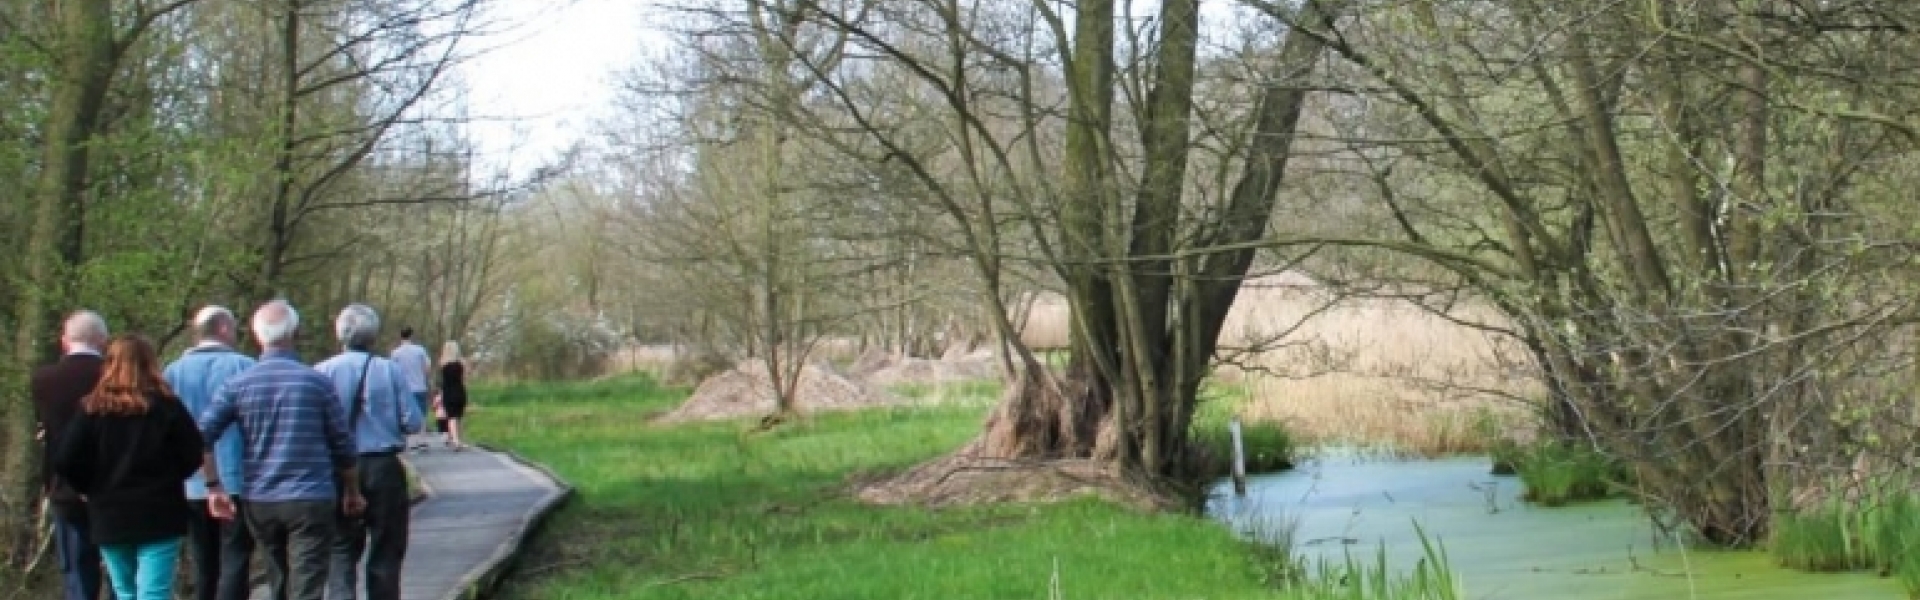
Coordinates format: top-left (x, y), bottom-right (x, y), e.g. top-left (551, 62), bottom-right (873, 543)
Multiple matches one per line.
top-left (1212, 455), bottom-right (1900, 600)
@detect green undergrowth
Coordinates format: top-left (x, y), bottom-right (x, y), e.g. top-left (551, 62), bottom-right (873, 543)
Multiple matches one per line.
top-left (1497, 439), bottom-right (1626, 507)
top-left (1234, 513), bottom-right (1463, 600)
top-left (472, 374), bottom-right (1397, 600)
top-left (1771, 476), bottom-right (1920, 596)
top-left (1191, 383), bottom-right (1298, 477)
top-left (1281, 529), bottom-right (1463, 600)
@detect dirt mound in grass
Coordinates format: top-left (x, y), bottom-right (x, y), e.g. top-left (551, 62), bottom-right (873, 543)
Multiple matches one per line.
top-left (854, 352), bottom-right (1001, 387)
top-left (852, 443), bottom-right (1185, 512)
top-left (656, 359), bottom-right (904, 423)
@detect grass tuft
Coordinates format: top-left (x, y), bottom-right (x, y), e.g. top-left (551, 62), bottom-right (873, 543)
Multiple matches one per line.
top-left (1191, 383), bottom-right (1298, 477)
top-left (1275, 523), bottom-right (1463, 600)
top-left (1509, 441), bottom-right (1622, 507)
top-left (1771, 474), bottom-right (1920, 595)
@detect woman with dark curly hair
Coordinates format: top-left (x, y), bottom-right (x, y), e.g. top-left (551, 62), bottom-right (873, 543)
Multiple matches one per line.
top-left (53, 335), bottom-right (206, 600)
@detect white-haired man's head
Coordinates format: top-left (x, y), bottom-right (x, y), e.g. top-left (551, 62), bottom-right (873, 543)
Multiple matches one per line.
top-left (251, 300), bottom-right (300, 349)
top-left (61, 310), bottom-right (109, 354)
top-left (193, 305), bottom-right (239, 346)
top-left (334, 304), bottom-right (382, 350)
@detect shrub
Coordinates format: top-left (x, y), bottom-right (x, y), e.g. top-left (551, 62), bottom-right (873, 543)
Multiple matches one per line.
top-left (1512, 441), bottom-right (1622, 506)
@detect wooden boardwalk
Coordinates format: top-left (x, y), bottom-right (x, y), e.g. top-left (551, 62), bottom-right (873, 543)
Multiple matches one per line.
top-left (251, 438), bottom-right (570, 600)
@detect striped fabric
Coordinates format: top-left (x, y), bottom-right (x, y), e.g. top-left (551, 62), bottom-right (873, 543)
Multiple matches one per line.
top-left (196, 349), bottom-right (356, 502)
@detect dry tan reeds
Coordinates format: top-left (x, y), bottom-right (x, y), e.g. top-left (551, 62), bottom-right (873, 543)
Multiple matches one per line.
top-left (1014, 272), bottom-right (1542, 454)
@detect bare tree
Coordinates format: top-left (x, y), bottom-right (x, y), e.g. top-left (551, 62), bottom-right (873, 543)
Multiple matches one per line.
top-left (1248, 0), bottom-right (1920, 544)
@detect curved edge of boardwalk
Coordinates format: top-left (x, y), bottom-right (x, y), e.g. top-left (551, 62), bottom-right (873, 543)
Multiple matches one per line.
top-left (403, 443), bottom-right (574, 600)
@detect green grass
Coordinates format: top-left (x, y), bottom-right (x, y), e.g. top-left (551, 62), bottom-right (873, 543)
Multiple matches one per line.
top-left (1277, 525), bottom-right (1463, 600)
top-left (1191, 383), bottom-right (1297, 477)
top-left (1771, 475), bottom-right (1920, 597)
top-left (471, 375), bottom-right (1318, 599)
top-left (1508, 440), bottom-right (1623, 507)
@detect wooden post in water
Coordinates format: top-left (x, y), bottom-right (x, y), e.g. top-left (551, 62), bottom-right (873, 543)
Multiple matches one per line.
top-left (1229, 417), bottom-right (1248, 497)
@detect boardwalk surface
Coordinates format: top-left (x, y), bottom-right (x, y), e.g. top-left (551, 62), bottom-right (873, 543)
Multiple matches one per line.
top-left (251, 438), bottom-right (569, 600)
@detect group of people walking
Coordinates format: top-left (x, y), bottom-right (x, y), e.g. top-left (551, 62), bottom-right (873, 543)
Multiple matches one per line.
top-left (30, 299), bottom-right (473, 600)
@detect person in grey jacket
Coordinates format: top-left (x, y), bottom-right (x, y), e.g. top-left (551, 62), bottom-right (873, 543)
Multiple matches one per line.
top-left (313, 304), bottom-right (422, 600)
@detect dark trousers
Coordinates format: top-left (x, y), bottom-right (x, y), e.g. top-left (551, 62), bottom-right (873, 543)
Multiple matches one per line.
top-left (188, 498), bottom-right (256, 600)
top-left (52, 510), bottom-right (102, 600)
top-left (328, 453), bottom-right (410, 600)
top-left (245, 500), bottom-right (336, 600)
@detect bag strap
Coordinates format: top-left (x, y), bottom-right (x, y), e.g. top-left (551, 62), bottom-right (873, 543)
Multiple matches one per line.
top-left (348, 354), bottom-right (374, 436)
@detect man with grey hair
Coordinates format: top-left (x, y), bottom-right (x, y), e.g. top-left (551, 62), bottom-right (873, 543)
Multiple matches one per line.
top-left (200, 300), bottom-right (363, 600)
top-left (164, 305), bottom-right (258, 600)
top-left (31, 310), bottom-right (110, 600)
top-left (314, 303), bottom-right (422, 600)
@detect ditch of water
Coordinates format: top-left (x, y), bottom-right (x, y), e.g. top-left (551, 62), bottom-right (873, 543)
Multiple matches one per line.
top-left (1209, 454), bottom-right (1898, 599)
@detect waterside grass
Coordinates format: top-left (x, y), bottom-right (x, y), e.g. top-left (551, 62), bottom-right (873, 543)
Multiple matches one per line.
top-left (471, 374), bottom-right (1430, 600)
top-left (1771, 477), bottom-right (1920, 597)
top-left (1506, 440), bottom-right (1624, 507)
top-left (1192, 384), bottom-right (1298, 476)
top-left (1278, 526), bottom-right (1463, 600)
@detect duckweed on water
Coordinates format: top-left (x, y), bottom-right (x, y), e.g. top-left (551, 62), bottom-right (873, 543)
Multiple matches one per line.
top-left (1770, 476), bottom-right (1920, 597)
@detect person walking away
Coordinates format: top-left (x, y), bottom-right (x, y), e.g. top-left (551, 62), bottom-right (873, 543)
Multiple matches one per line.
top-left (31, 310), bottom-right (110, 600)
top-left (315, 304), bottom-right (422, 600)
top-left (198, 300), bottom-right (365, 600)
top-left (437, 341), bottom-right (470, 450)
top-left (51, 335), bottom-right (207, 600)
top-left (387, 327), bottom-right (432, 451)
top-left (163, 306), bottom-right (259, 600)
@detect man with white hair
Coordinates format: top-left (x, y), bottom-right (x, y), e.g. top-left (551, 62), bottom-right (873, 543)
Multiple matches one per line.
top-left (163, 305), bottom-right (258, 600)
top-left (31, 310), bottom-right (110, 600)
top-left (198, 300), bottom-right (364, 600)
top-left (314, 303), bottom-right (422, 600)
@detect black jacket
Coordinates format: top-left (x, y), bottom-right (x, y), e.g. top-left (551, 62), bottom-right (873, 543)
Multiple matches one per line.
top-left (51, 391), bottom-right (205, 546)
top-left (31, 353), bottom-right (103, 517)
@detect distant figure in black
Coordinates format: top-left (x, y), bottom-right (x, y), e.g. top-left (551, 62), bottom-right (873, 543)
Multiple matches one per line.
top-left (435, 341), bottom-right (469, 450)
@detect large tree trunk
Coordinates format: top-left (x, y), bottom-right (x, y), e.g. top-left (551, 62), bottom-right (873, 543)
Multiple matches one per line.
top-left (3, 0), bottom-right (117, 566)
top-left (973, 0), bottom-right (1338, 483)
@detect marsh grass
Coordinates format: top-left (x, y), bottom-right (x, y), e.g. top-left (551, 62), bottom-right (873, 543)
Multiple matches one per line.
top-left (474, 375), bottom-right (1332, 599)
top-left (1192, 384), bottom-right (1299, 476)
top-left (1510, 441), bottom-right (1622, 506)
top-left (1276, 524), bottom-right (1464, 600)
top-left (1772, 475), bottom-right (1920, 596)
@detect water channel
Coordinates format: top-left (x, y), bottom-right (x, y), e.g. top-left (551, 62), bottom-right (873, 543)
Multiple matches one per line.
top-left (1208, 454), bottom-right (1899, 599)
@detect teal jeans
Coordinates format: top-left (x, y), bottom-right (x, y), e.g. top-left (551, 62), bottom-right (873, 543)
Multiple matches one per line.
top-left (99, 536), bottom-right (182, 600)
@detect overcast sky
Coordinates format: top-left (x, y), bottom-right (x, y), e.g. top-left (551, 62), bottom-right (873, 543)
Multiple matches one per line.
top-left (460, 0), bottom-right (656, 179)
top-left (457, 0), bottom-right (1262, 180)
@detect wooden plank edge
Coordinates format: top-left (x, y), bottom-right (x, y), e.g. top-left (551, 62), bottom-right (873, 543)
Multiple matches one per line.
top-left (439, 444), bottom-right (575, 600)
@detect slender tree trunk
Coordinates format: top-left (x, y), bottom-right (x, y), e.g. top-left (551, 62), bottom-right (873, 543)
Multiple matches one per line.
top-left (4, 0), bottom-right (117, 565)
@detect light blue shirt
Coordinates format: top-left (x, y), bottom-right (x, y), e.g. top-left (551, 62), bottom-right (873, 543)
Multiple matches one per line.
top-left (389, 341), bottom-right (431, 393)
top-left (313, 350), bottom-right (423, 455)
top-left (164, 342), bottom-right (256, 499)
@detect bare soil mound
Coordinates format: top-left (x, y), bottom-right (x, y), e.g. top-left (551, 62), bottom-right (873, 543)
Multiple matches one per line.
top-left (656, 359), bottom-right (903, 423)
top-left (853, 444), bottom-right (1184, 512)
top-left (858, 352), bottom-right (1000, 387)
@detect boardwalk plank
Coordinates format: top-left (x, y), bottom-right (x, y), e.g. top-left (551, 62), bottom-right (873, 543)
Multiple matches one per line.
top-left (246, 437), bottom-right (567, 600)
